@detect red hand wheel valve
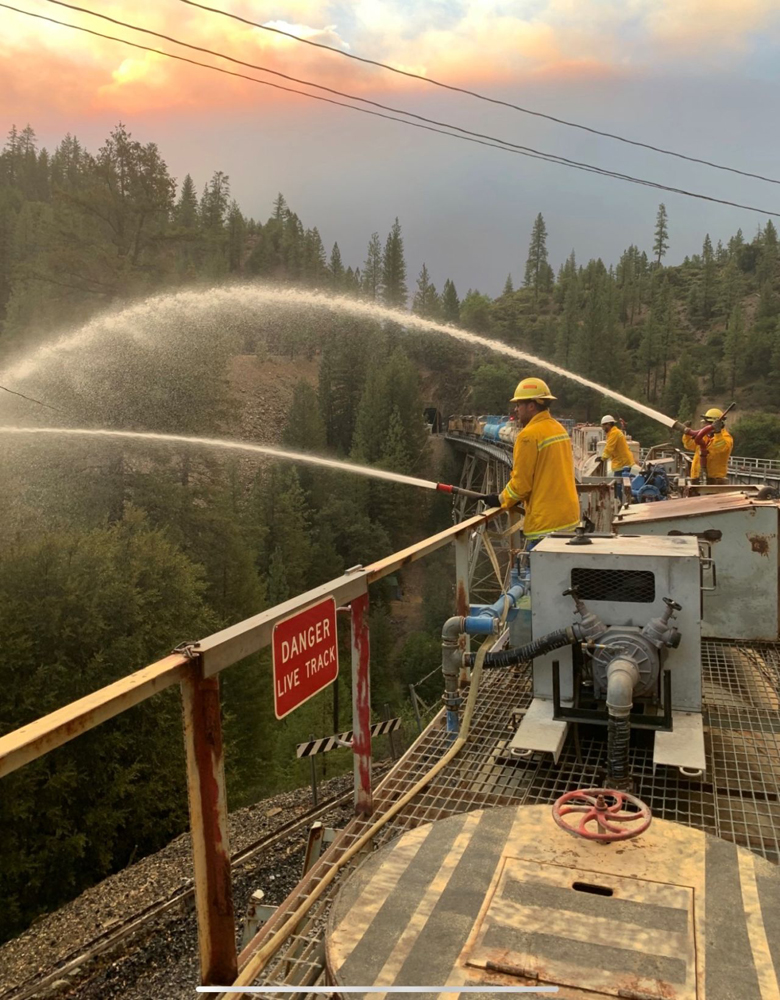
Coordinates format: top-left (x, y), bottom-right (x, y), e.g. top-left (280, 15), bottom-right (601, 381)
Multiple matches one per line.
top-left (552, 788), bottom-right (652, 843)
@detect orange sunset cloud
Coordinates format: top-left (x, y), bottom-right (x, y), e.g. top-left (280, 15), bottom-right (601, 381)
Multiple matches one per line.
top-left (1, 0), bottom-right (778, 120)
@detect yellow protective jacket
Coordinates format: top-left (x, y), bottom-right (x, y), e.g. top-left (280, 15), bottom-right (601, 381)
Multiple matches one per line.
top-left (500, 410), bottom-right (580, 539)
top-left (601, 426), bottom-right (634, 471)
top-left (682, 428), bottom-right (733, 479)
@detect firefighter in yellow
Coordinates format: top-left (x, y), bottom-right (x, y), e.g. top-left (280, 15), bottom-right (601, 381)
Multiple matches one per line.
top-left (479, 377), bottom-right (580, 542)
top-left (682, 407), bottom-right (734, 484)
top-left (600, 415), bottom-right (634, 500)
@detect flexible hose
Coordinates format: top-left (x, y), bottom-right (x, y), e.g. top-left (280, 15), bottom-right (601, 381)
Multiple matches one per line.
top-left (462, 626), bottom-right (575, 669)
top-left (227, 638), bottom-right (493, 997)
top-left (607, 716), bottom-right (631, 784)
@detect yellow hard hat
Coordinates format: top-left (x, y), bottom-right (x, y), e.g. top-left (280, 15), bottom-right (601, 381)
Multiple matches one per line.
top-left (703, 407), bottom-right (724, 420)
top-left (510, 376), bottom-right (556, 402)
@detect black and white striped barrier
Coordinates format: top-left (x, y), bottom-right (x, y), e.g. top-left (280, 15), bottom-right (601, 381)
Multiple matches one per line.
top-left (296, 718), bottom-right (401, 757)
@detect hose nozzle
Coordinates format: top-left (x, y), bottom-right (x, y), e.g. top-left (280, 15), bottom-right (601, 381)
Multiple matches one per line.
top-left (436, 483), bottom-right (486, 500)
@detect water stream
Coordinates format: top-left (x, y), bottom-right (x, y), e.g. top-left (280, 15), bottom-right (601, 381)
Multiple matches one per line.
top-left (0, 285), bottom-right (676, 430)
top-left (0, 426), bottom-right (440, 490)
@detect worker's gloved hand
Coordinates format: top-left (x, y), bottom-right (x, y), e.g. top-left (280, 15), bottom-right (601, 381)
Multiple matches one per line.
top-left (479, 493), bottom-right (502, 509)
top-left (712, 418), bottom-right (724, 433)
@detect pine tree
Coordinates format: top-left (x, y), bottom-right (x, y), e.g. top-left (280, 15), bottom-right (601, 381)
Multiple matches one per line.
top-left (653, 203), bottom-right (669, 265)
top-left (524, 212), bottom-right (550, 303)
top-left (381, 218), bottom-right (407, 308)
top-left (556, 280), bottom-right (579, 366)
top-left (724, 303), bottom-right (746, 394)
top-left (719, 258), bottom-right (743, 317)
top-left (282, 381), bottom-right (327, 452)
top-left (266, 546), bottom-right (290, 604)
top-left (440, 279), bottom-right (460, 323)
top-left (329, 242), bottom-right (344, 290)
top-left (281, 213), bottom-right (304, 280)
top-left (301, 226), bottom-right (327, 286)
top-left (659, 353), bottom-right (699, 417)
top-left (362, 232), bottom-right (382, 301)
top-left (0, 514), bottom-right (215, 940)
top-left (412, 263), bottom-right (440, 318)
top-left (351, 348), bottom-right (425, 468)
top-left (175, 174), bottom-right (199, 228)
top-left (650, 278), bottom-right (676, 389)
top-left (273, 192), bottom-right (287, 221)
top-left (503, 273), bottom-right (514, 295)
top-left (3, 125), bottom-right (19, 185)
top-left (701, 234), bottom-right (716, 320)
top-left (18, 124), bottom-right (36, 156)
top-left (226, 201), bottom-right (246, 272)
top-left (200, 171), bottom-right (230, 230)
top-left (759, 220), bottom-right (779, 287)
top-left (460, 290), bottom-right (492, 332)
top-left (344, 266), bottom-right (360, 296)
top-left (728, 228), bottom-right (744, 257)
top-left (318, 324), bottom-right (368, 452)
top-left (639, 316), bottom-right (660, 401)
top-left (260, 468), bottom-right (313, 597)
top-left (373, 405), bottom-right (418, 545)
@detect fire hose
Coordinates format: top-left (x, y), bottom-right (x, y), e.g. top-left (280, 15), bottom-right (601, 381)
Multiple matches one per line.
top-left (462, 625), bottom-right (582, 668)
top-left (672, 402), bottom-right (735, 483)
top-left (227, 637), bottom-right (493, 997)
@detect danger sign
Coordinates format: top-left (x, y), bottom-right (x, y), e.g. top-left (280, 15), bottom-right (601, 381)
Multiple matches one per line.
top-left (272, 597), bottom-right (339, 719)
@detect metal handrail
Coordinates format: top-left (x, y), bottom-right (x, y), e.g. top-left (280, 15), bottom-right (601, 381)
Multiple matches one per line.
top-left (729, 455), bottom-right (780, 472)
top-left (0, 506), bottom-right (500, 986)
top-left (0, 507), bottom-right (498, 778)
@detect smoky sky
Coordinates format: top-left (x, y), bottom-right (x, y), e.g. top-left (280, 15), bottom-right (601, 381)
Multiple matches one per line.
top-left (7, 0), bottom-right (780, 298)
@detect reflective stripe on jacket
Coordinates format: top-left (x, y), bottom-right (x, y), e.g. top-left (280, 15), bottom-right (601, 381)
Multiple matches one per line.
top-left (601, 426), bottom-right (634, 472)
top-left (682, 428), bottom-right (733, 479)
top-left (500, 410), bottom-right (580, 539)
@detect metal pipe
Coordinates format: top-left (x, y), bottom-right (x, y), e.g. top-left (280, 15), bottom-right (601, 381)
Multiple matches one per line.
top-left (605, 656), bottom-right (640, 717)
top-left (463, 579), bottom-right (527, 635)
top-left (435, 482), bottom-right (487, 500)
top-left (605, 655), bottom-right (640, 788)
top-left (441, 616), bottom-right (465, 732)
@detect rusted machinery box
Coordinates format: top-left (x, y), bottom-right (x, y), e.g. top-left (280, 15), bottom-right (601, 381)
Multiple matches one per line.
top-left (614, 496), bottom-right (779, 640)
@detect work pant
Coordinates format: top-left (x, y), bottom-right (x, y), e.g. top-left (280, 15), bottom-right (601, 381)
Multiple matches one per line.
top-left (614, 467), bottom-right (631, 501)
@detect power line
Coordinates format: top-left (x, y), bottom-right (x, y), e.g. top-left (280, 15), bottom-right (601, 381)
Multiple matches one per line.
top-left (44, 0), bottom-right (671, 185)
top-left (0, 4), bottom-right (620, 178)
top-left (5, 3), bottom-right (780, 218)
top-left (178, 0), bottom-right (780, 188)
top-left (0, 383), bottom-right (62, 412)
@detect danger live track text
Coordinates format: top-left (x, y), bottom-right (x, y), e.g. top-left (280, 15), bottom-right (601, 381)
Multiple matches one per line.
top-left (280, 618), bottom-right (334, 677)
top-left (272, 597), bottom-right (339, 719)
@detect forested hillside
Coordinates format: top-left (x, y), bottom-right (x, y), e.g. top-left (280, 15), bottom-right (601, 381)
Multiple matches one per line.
top-left (2, 121), bottom-right (779, 942)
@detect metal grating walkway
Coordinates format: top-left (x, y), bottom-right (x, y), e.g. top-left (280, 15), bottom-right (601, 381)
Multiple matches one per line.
top-left (244, 638), bottom-right (780, 995)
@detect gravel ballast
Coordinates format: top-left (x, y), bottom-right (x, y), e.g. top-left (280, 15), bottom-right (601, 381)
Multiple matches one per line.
top-left (1, 774), bottom-right (357, 1000)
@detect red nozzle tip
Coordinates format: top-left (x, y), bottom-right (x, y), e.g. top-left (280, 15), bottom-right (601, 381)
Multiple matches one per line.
top-left (436, 483), bottom-right (454, 494)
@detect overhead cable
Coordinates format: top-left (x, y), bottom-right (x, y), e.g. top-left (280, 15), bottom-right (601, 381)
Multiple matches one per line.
top-left (0, 383), bottom-right (62, 412)
top-left (4, 3), bottom-right (780, 218)
top-left (44, 0), bottom-right (678, 183)
top-left (177, 0), bottom-right (780, 187)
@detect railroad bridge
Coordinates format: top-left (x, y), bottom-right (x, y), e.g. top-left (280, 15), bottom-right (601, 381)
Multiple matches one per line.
top-left (1, 432), bottom-right (780, 999)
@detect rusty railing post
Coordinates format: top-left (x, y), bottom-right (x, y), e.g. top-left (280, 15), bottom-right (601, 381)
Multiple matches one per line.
top-left (454, 530), bottom-right (471, 684)
top-left (180, 663), bottom-right (238, 986)
top-left (350, 590), bottom-right (372, 815)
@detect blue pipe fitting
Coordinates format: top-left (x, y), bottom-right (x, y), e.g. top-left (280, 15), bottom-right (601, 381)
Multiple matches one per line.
top-left (463, 572), bottom-right (528, 635)
top-left (463, 616), bottom-right (499, 635)
top-left (443, 688), bottom-right (463, 734)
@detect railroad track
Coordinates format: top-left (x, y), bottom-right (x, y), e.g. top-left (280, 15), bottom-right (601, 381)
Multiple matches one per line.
top-left (4, 781), bottom-right (374, 1000)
